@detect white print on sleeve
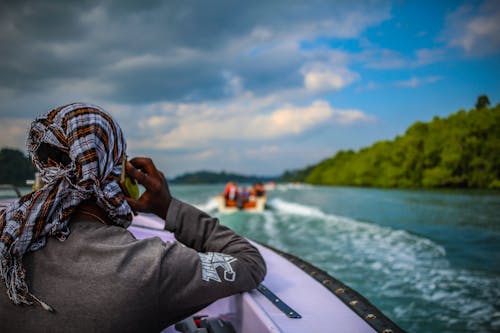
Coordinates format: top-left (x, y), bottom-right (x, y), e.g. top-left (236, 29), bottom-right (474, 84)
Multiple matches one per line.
top-left (198, 252), bottom-right (237, 283)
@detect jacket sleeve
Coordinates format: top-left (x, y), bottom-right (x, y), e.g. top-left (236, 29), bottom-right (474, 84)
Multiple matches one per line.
top-left (157, 198), bottom-right (266, 326)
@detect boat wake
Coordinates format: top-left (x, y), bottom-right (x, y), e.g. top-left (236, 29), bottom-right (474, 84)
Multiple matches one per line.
top-left (195, 197), bottom-right (219, 213)
top-left (275, 183), bottom-right (314, 192)
top-left (264, 198), bottom-right (500, 332)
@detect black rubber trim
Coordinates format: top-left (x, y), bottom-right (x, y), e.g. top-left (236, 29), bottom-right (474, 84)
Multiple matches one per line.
top-left (258, 242), bottom-right (406, 333)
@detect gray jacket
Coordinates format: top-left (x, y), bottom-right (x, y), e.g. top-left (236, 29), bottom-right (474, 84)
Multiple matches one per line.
top-left (0, 198), bottom-right (266, 332)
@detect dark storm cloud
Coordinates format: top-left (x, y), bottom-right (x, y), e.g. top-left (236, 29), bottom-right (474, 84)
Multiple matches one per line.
top-left (0, 0), bottom-right (388, 116)
top-left (0, 1), bottom-right (90, 85)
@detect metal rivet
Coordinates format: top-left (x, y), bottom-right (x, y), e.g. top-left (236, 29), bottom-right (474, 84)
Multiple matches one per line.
top-left (349, 300), bottom-right (358, 306)
top-left (366, 314), bottom-right (376, 320)
top-left (335, 288), bottom-right (345, 294)
top-left (382, 329), bottom-right (393, 333)
top-left (311, 271), bottom-right (317, 276)
top-left (274, 299), bottom-right (279, 303)
top-left (300, 264), bottom-right (306, 269)
top-left (322, 279), bottom-right (331, 285)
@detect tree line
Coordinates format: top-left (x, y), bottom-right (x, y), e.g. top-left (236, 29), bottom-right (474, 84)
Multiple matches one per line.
top-left (171, 170), bottom-right (276, 184)
top-left (282, 99), bottom-right (500, 189)
top-left (0, 148), bottom-right (35, 187)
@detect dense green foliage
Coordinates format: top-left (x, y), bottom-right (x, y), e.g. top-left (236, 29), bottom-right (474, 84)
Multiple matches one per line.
top-left (0, 148), bottom-right (35, 186)
top-left (281, 165), bottom-right (315, 182)
top-left (475, 94), bottom-right (490, 110)
top-left (284, 103), bottom-right (500, 189)
top-left (172, 170), bottom-right (276, 184)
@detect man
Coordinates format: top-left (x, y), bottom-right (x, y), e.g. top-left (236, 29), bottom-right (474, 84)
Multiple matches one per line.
top-left (0, 103), bottom-right (266, 332)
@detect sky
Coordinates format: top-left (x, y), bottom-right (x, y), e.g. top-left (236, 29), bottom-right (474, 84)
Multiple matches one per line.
top-left (0, 0), bottom-right (499, 178)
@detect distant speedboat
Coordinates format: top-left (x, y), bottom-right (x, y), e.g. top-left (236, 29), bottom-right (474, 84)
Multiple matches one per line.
top-left (215, 194), bottom-right (267, 213)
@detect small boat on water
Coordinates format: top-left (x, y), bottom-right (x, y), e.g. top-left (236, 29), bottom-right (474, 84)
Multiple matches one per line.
top-left (0, 186), bottom-right (404, 333)
top-left (215, 194), bottom-right (267, 213)
top-left (217, 182), bottom-right (268, 213)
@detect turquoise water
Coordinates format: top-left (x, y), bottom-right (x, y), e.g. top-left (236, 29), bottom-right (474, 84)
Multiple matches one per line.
top-left (3, 185), bottom-right (499, 332)
top-left (171, 184), bottom-right (500, 333)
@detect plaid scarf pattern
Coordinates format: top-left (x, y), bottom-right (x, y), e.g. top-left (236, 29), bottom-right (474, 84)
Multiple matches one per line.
top-left (0, 103), bottom-right (133, 309)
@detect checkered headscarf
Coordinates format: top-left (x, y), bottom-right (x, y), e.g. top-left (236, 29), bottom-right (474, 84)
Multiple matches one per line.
top-left (0, 103), bottom-right (133, 309)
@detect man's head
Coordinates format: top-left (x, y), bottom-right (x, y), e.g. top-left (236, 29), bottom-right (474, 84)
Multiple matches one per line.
top-left (1, 103), bottom-right (133, 309)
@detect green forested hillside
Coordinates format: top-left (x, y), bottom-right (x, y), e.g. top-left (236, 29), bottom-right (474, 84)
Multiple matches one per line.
top-left (290, 103), bottom-right (500, 188)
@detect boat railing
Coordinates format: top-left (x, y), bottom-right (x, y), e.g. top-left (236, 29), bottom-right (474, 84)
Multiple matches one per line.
top-left (0, 184), bottom-right (22, 198)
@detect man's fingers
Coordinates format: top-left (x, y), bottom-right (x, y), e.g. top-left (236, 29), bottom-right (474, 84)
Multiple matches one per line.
top-left (129, 157), bottom-right (159, 177)
top-left (126, 161), bottom-right (156, 189)
top-left (124, 157), bottom-right (171, 219)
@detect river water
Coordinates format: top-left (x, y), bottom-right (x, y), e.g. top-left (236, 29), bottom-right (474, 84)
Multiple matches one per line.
top-left (172, 184), bottom-right (500, 333)
top-left (2, 185), bottom-right (499, 332)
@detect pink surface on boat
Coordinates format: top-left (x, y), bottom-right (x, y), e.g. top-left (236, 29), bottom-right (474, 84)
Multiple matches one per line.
top-left (129, 214), bottom-right (376, 333)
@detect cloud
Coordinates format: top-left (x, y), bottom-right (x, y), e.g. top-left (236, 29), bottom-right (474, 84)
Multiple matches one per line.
top-left (130, 99), bottom-right (372, 150)
top-left (190, 149), bottom-right (216, 161)
top-left (361, 49), bottom-right (408, 69)
top-left (302, 65), bottom-right (360, 92)
top-left (0, 0), bottom-right (434, 176)
top-left (246, 145), bottom-right (280, 158)
top-left (0, 0), bottom-right (391, 113)
top-left (0, 118), bottom-right (32, 151)
top-left (394, 76), bottom-right (442, 88)
top-left (414, 48), bottom-right (445, 66)
top-left (355, 81), bottom-right (380, 92)
top-left (139, 115), bottom-right (172, 130)
top-left (361, 47), bottom-right (446, 70)
top-left (442, 0), bottom-right (500, 56)
top-left (332, 108), bottom-right (374, 125)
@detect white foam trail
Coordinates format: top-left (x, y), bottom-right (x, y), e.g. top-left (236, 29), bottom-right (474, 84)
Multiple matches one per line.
top-left (267, 197), bottom-right (500, 331)
top-left (268, 197), bottom-right (446, 259)
top-left (275, 183), bottom-right (313, 192)
top-left (269, 198), bottom-right (326, 218)
top-left (261, 210), bottom-right (280, 240)
top-left (194, 197), bottom-right (219, 212)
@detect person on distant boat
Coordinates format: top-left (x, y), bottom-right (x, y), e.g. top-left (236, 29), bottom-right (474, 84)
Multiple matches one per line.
top-left (253, 182), bottom-right (266, 197)
top-left (224, 182), bottom-right (237, 200)
top-left (223, 181), bottom-right (238, 207)
top-left (237, 187), bottom-right (251, 209)
top-left (0, 103), bottom-right (266, 333)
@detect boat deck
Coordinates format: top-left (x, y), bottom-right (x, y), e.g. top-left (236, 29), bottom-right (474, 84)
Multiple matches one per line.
top-left (131, 214), bottom-right (381, 333)
top-left (0, 197), bottom-right (402, 333)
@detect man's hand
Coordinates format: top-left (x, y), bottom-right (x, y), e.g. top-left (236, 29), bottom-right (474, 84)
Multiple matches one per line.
top-left (125, 157), bottom-right (172, 220)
